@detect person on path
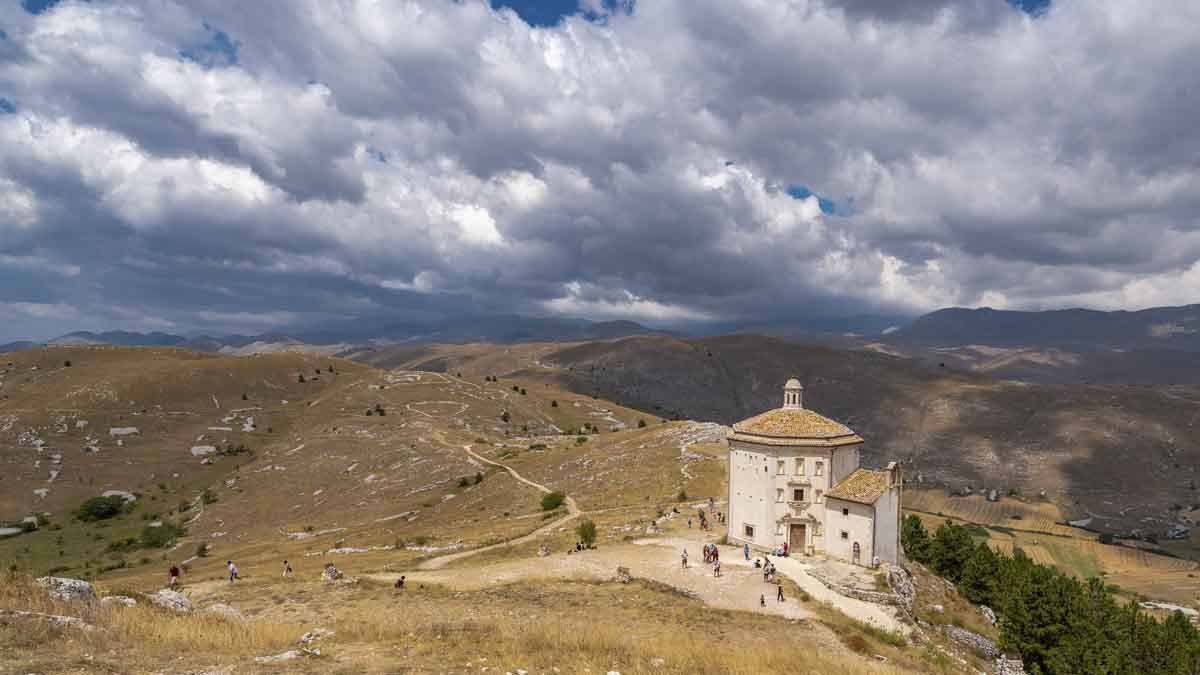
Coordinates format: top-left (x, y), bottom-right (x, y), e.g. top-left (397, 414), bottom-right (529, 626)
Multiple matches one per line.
top-left (743, 543), bottom-right (750, 560)
top-left (783, 542), bottom-right (789, 557)
top-left (282, 560), bottom-right (293, 578)
top-left (168, 565), bottom-right (180, 588)
top-left (395, 575), bottom-right (406, 590)
top-left (777, 584), bottom-right (785, 602)
top-left (713, 560), bottom-right (721, 577)
top-left (687, 518), bottom-right (692, 529)
top-left (227, 560), bottom-right (239, 583)
top-left (760, 594), bottom-right (766, 608)
top-left (681, 549), bottom-right (689, 568)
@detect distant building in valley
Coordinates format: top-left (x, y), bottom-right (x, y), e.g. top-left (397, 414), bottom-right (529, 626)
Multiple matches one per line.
top-left (726, 378), bottom-right (901, 566)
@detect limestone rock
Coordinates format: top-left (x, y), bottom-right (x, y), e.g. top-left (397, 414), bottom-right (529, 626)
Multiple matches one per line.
top-left (0, 608), bottom-right (98, 631)
top-left (321, 564), bottom-right (344, 581)
top-left (145, 589), bottom-right (192, 612)
top-left (995, 655), bottom-right (1027, 675)
top-left (943, 625), bottom-right (999, 660)
top-left (204, 603), bottom-right (244, 620)
top-left (101, 595), bottom-right (137, 608)
top-left (255, 650), bottom-right (302, 664)
top-left (36, 576), bottom-right (95, 603)
top-left (615, 566), bottom-right (633, 584)
top-left (537, 544), bottom-right (551, 557)
top-left (931, 604), bottom-right (944, 613)
top-left (981, 605), bottom-right (997, 626)
top-left (886, 566), bottom-right (916, 612)
top-left (299, 627), bottom-right (334, 645)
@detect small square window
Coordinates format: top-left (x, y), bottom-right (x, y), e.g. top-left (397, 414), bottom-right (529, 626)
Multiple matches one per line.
top-left (842, 508), bottom-right (849, 516)
top-left (793, 489), bottom-right (805, 502)
top-left (744, 524), bottom-right (755, 538)
top-left (840, 531), bottom-right (849, 540)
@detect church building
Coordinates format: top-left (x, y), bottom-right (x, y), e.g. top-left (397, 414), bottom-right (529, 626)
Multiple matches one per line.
top-left (726, 378), bottom-right (901, 566)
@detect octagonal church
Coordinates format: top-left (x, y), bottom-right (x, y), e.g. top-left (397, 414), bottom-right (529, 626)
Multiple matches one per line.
top-left (727, 378), bottom-right (901, 566)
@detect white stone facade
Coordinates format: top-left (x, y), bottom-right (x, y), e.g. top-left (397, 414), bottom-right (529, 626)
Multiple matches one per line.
top-left (726, 379), bottom-right (901, 566)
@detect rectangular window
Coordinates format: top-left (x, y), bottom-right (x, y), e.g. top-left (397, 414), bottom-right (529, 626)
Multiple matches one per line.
top-left (796, 459), bottom-right (805, 475)
top-left (815, 461), bottom-right (824, 477)
top-left (744, 524), bottom-right (755, 538)
top-left (776, 489), bottom-right (784, 503)
top-left (842, 507), bottom-right (849, 516)
top-left (793, 488), bottom-right (805, 502)
top-left (776, 460), bottom-right (785, 475)
top-left (816, 489), bottom-right (823, 502)
top-left (840, 531), bottom-right (849, 540)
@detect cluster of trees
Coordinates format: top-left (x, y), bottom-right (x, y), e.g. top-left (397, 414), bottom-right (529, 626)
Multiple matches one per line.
top-left (902, 515), bottom-right (1200, 674)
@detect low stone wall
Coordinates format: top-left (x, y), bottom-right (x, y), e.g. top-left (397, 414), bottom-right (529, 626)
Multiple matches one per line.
top-left (807, 569), bottom-right (903, 606)
top-left (942, 625), bottom-right (1000, 660)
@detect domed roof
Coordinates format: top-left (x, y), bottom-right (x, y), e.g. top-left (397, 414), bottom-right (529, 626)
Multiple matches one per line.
top-left (729, 407), bottom-right (862, 447)
top-left (784, 377), bottom-right (803, 389)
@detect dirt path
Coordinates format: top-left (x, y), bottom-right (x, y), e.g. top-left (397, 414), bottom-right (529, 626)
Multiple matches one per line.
top-left (417, 444), bottom-right (580, 570)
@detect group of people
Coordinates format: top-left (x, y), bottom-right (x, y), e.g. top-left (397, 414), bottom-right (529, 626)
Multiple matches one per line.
top-left (165, 558), bottom-right (331, 587)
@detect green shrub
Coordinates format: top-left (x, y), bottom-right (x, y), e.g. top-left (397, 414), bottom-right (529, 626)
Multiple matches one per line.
top-left (575, 436), bottom-right (588, 444)
top-left (576, 519), bottom-right (597, 546)
top-left (200, 489), bottom-right (218, 505)
top-left (540, 491), bottom-right (566, 511)
top-left (638, 419), bottom-right (647, 428)
top-left (139, 521), bottom-right (186, 549)
top-left (75, 496), bottom-right (128, 522)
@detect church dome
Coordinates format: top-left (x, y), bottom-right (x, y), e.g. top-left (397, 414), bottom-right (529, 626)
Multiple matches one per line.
top-left (727, 379), bottom-right (863, 447)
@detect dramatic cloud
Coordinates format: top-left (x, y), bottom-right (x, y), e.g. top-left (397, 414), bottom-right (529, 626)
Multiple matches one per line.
top-left (1, 0), bottom-right (1198, 341)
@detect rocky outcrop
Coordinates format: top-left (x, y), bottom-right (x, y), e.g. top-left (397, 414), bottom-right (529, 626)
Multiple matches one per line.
top-left (145, 589), bottom-right (191, 612)
top-left (254, 650), bottom-right (302, 663)
top-left (100, 595), bottom-right (137, 608)
top-left (36, 576), bottom-right (95, 603)
top-left (995, 655), bottom-right (1027, 675)
top-left (943, 625), bottom-right (999, 659)
top-left (810, 569), bottom-right (902, 607)
top-left (0, 608), bottom-right (98, 631)
top-left (615, 566), bottom-right (633, 583)
top-left (887, 566), bottom-right (916, 612)
top-left (981, 605), bottom-right (997, 626)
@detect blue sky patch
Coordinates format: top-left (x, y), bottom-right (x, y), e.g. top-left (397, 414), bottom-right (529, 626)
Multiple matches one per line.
top-left (180, 22), bottom-right (239, 68)
top-left (21, 0), bottom-right (65, 14)
top-left (0, 98), bottom-right (15, 114)
top-left (1008, 0), bottom-right (1051, 16)
top-left (786, 185), bottom-right (841, 216)
top-left (491, 0), bottom-right (634, 27)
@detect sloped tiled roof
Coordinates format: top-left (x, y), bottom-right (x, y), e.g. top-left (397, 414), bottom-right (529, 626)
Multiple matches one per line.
top-left (728, 407), bottom-right (863, 447)
top-left (826, 468), bottom-right (891, 504)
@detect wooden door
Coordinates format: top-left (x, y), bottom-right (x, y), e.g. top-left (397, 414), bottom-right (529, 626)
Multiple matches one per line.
top-left (789, 524), bottom-right (806, 553)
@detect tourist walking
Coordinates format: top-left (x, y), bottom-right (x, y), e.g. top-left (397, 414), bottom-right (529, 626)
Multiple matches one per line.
top-left (681, 549), bottom-right (689, 568)
top-left (395, 575), bottom-right (406, 590)
top-left (743, 543), bottom-right (750, 560)
top-left (168, 564), bottom-right (180, 588)
top-left (777, 584), bottom-right (784, 602)
top-left (760, 594), bottom-right (766, 608)
top-left (227, 560), bottom-right (239, 582)
top-left (282, 560), bottom-right (293, 578)
top-left (713, 560), bottom-right (721, 577)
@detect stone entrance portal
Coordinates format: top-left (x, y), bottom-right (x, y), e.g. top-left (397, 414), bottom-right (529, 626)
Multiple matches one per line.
top-left (789, 523), bottom-right (806, 553)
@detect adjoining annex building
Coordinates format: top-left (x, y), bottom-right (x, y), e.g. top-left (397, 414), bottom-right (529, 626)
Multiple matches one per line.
top-left (726, 378), bottom-right (901, 566)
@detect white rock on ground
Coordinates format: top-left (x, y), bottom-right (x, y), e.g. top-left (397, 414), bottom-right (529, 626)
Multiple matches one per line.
top-left (191, 445), bottom-right (218, 456)
top-left (101, 490), bottom-right (137, 503)
top-left (255, 650), bottom-right (302, 663)
top-left (101, 595), bottom-right (137, 608)
top-left (36, 577), bottom-right (95, 603)
top-left (144, 589), bottom-right (191, 612)
top-left (109, 427), bottom-right (139, 437)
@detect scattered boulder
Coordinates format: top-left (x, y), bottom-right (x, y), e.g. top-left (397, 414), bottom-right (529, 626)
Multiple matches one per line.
top-left (537, 544), bottom-right (551, 557)
top-left (254, 650), bottom-right (302, 664)
top-left (981, 605), bottom-right (997, 626)
top-left (36, 576), bottom-right (95, 603)
top-left (101, 595), bottom-right (137, 608)
top-left (615, 566), bottom-right (633, 584)
top-left (145, 589), bottom-right (191, 612)
top-left (995, 655), bottom-right (1027, 675)
top-left (204, 603), bottom-right (244, 620)
top-left (321, 563), bottom-right (344, 582)
top-left (0, 608), bottom-right (98, 631)
top-left (299, 627), bottom-right (334, 645)
top-left (931, 604), bottom-right (944, 613)
top-left (191, 445), bottom-right (218, 457)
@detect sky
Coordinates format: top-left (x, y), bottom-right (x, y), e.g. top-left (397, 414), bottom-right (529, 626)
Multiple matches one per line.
top-left (2, 0), bottom-right (1200, 342)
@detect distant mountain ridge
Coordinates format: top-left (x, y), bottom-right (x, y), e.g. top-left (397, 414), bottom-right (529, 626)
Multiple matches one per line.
top-left (0, 315), bottom-right (663, 354)
top-left (890, 305), bottom-right (1200, 351)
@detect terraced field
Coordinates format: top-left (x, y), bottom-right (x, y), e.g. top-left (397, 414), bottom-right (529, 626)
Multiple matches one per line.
top-left (906, 488), bottom-right (1200, 606)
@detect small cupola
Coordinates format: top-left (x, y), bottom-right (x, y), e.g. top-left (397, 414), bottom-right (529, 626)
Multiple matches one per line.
top-left (783, 377), bottom-right (804, 409)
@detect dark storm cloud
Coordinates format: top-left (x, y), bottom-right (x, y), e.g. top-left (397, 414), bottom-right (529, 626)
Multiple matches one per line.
top-left (1, 0), bottom-right (1199, 342)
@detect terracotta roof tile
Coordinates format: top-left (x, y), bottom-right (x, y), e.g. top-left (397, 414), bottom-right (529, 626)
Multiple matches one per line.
top-left (730, 407), bottom-right (862, 445)
top-left (826, 468), bottom-right (891, 504)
